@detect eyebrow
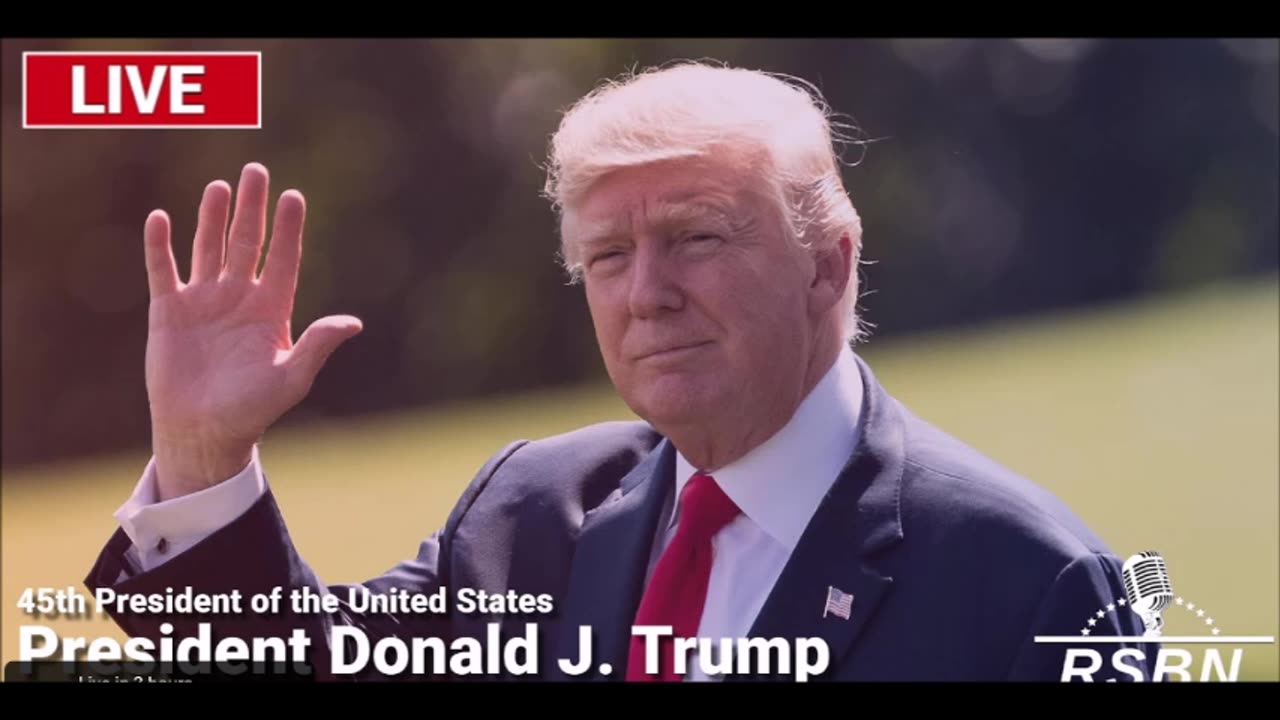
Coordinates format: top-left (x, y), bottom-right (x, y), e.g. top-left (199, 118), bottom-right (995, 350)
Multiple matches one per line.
top-left (653, 199), bottom-right (737, 228)
top-left (574, 198), bottom-right (746, 250)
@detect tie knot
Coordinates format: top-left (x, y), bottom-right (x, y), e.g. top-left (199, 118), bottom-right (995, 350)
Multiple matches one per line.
top-left (676, 473), bottom-right (740, 542)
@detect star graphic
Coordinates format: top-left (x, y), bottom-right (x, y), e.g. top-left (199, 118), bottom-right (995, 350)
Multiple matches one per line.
top-left (1197, 609), bottom-right (1205, 617)
top-left (1106, 603), bottom-right (1116, 611)
top-left (1081, 628), bottom-right (1091, 636)
top-left (1187, 603), bottom-right (1196, 611)
top-left (1212, 628), bottom-right (1221, 636)
top-left (1205, 618), bottom-right (1214, 626)
top-left (1117, 598), bottom-right (1127, 606)
top-left (1176, 597), bottom-right (1184, 605)
top-left (1096, 610), bottom-right (1105, 618)
top-left (1088, 618), bottom-right (1097, 627)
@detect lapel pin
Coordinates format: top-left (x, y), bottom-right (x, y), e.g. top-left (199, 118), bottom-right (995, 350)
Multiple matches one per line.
top-left (824, 585), bottom-right (854, 619)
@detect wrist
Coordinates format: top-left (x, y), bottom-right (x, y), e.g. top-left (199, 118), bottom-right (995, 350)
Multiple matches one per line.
top-left (152, 434), bottom-right (255, 501)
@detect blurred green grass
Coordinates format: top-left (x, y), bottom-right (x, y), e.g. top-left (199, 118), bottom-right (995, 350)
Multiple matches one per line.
top-left (4, 276), bottom-right (1277, 681)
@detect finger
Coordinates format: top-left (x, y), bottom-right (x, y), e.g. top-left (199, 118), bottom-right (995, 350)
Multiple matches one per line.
top-left (223, 162), bottom-right (270, 279)
top-left (143, 210), bottom-right (181, 297)
top-left (259, 189), bottom-right (305, 302)
top-left (189, 180), bottom-right (231, 283)
top-left (285, 315), bottom-right (363, 396)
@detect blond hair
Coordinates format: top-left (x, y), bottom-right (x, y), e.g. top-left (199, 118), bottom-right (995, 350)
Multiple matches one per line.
top-left (543, 60), bottom-right (868, 342)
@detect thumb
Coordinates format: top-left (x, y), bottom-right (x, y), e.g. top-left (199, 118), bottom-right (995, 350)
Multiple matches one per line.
top-left (287, 314), bottom-right (363, 392)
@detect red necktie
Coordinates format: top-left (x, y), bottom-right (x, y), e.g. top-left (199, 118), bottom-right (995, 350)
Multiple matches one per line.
top-left (626, 472), bottom-right (741, 681)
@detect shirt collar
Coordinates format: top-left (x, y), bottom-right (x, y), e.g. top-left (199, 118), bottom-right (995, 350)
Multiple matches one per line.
top-left (671, 344), bottom-right (864, 551)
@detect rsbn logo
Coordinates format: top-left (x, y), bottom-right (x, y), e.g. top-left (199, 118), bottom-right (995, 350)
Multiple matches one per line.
top-left (1035, 550), bottom-right (1274, 681)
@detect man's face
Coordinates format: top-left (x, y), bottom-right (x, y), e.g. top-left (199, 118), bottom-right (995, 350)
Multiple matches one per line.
top-left (563, 156), bottom-right (822, 437)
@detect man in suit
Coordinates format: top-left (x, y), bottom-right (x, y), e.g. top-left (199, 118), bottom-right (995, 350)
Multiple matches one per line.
top-left (86, 61), bottom-right (1157, 681)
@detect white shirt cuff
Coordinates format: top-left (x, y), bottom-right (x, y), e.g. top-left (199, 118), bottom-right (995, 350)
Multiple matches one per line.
top-left (113, 445), bottom-right (267, 573)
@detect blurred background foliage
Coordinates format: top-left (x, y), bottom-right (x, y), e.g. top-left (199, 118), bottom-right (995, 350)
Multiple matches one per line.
top-left (2, 37), bottom-right (1276, 467)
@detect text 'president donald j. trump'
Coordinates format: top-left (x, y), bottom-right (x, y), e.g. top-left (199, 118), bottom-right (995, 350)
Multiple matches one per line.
top-left (86, 60), bottom-right (1156, 682)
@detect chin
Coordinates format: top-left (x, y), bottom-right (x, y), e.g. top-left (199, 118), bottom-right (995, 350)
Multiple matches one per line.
top-left (625, 374), bottom-right (725, 429)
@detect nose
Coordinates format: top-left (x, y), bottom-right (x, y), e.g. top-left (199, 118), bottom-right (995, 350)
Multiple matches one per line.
top-left (627, 242), bottom-right (683, 318)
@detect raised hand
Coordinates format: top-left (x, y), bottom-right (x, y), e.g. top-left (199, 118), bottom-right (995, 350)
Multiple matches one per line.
top-left (144, 163), bottom-right (362, 500)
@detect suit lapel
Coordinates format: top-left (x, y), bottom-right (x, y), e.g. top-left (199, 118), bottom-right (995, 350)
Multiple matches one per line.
top-left (733, 355), bottom-right (907, 681)
top-left (550, 439), bottom-right (674, 680)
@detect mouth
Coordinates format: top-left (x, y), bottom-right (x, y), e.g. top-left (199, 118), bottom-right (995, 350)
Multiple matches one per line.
top-left (635, 341), bottom-right (714, 362)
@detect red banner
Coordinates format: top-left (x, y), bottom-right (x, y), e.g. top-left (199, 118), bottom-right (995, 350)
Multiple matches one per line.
top-left (24, 51), bottom-right (261, 129)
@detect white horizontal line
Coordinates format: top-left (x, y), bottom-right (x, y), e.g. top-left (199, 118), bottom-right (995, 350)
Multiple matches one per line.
top-left (1034, 636), bottom-right (1274, 644)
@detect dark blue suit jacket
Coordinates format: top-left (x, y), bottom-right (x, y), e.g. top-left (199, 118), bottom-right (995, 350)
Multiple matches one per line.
top-left (86, 355), bottom-right (1157, 681)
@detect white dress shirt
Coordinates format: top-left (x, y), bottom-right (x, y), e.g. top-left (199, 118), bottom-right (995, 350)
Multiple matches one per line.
top-left (112, 345), bottom-right (864, 680)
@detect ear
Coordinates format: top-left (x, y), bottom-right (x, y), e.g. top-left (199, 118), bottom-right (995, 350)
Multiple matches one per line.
top-left (808, 233), bottom-right (853, 318)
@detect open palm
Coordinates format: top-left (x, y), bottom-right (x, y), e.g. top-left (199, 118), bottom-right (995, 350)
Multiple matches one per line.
top-left (144, 163), bottom-right (361, 496)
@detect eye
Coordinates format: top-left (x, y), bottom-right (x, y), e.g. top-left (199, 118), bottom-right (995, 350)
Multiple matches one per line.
top-left (586, 249), bottom-right (627, 272)
top-left (680, 233), bottom-right (723, 254)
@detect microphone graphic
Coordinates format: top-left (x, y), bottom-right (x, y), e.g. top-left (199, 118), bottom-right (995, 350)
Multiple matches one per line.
top-left (1122, 551), bottom-right (1174, 637)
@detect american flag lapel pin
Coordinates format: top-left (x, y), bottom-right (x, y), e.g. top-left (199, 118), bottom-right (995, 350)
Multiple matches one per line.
top-left (824, 586), bottom-right (854, 620)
